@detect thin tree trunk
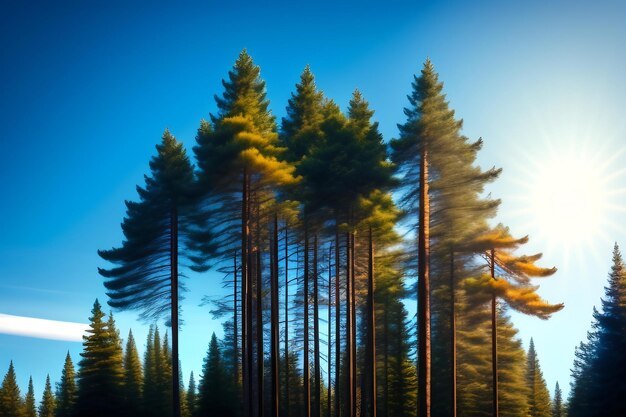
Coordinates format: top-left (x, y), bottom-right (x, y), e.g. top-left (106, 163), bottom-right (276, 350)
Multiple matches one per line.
top-left (345, 231), bottom-right (354, 417)
top-left (383, 293), bottom-right (389, 417)
top-left (328, 243), bottom-right (333, 417)
top-left (285, 224), bottom-right (290, 417)
top-left (234, 251), bottom-right (239, 387)
top-left (256, 204), bottom-right (264, 417)
top-left (417, 148), bottom-right (431, 417)
top-left (170, 206), bottom-right (180, 417)
top-left (271, 214), bottom-right (280, 417)
top-left (246, 180), bottom-right (254, 417)
top-left (366, 227), bottom-right (376, 417)
top-left (242, 169), bottom-right (249, 417)
top-left (335, 228), bottom-right (341, 417)
top-left (450, 250), bottom-right (457, 417)
top-left (314, 234), bottom-right (321, 417)
top-left (304, 228), bottom-right (311, 417)
top-left (350, 231), bottom-right (357, 416)
top-left (490, 248), bottom-right (498, 417)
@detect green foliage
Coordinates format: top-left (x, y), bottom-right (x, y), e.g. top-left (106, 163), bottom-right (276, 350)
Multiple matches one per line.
top-left (55, 352), bottom-right (76, 417)
top-left (568, 244), bottom-right (626, 416)
top-left (123, 330), bottom-right (143, 416)
top-left (552, 382), bottom-right (565, 417)
top-left (144, 326), bottom-right (173, 417)
top-left (526, 339), bottom-right (552, 417)
top-left (39, 375), bottom-right (55, 417)
top-left (196, 333), bottom-right (237, 417)
top-left (75, 300), bottom-right (125, 417)
top-left (23, 377), bottom-right (36, 417)
top-left (98, 129), bottom-right (196, 322)
top-left (0, 361), bottom-right (24, 417)
top-left (186, 372), bottom-right (197, 416)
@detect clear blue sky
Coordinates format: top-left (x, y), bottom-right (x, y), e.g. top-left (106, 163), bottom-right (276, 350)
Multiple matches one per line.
top-left (1, 0), bottom-right (624, 401)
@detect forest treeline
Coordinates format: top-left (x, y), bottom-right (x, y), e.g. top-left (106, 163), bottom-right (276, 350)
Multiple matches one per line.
top-left (1, 50), bottom-right (625, 417)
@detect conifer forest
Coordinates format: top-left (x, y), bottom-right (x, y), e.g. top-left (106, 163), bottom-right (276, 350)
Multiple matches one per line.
top-left (2, 48), bottom-right (625, 417)
top-left (1, 2), bottom-right (626, 415)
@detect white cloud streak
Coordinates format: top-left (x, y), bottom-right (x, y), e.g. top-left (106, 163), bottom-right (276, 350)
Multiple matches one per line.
top-left (0, 313), bottom-right (88, 342)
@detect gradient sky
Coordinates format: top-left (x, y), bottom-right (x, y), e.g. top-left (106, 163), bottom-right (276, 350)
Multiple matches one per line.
top-left (1, 0), bottom-right (625, 401)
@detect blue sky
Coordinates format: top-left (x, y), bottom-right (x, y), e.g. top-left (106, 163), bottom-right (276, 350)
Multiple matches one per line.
top-left (1, 0), bottom-right (625, 401)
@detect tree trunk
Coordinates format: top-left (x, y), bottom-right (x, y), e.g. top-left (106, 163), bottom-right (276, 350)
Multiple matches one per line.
top-left (345, 231), bottom-right (354, 417)
top-left (383, 293), bottom-right (389, 417)
top-left (256, 204), bottom-right (264, 417)
top-left (271, 214), bottom-right (280, 417)
top-left (490, 248), bottom-right (498, 417)
top-left (450, 250), bottom-right (456, 417)
top-left (335, 228), bottom-right (341, 417)
top-left (304, 228), bottom-right (311, 417)
top-left (246, 180), bottom-right (254, 417)
top-left (314, 234), bottom-right (321, 417)
top-left (366, 227), bottom-right (376, 417)
top-left (350, 231), bottom-right (357, 416)
top-left (234, 252), bottom-right (239, 387)
top-left (328, 243), bottom-right (333, 417)
top-left (285, 225), bottom-right (290, 417)
top-left (242, 168), bottom-right (250, 417)
top-left (417, 148), bottom-right (431, 417)
top-left (170, 206), bottom-right (180, 417)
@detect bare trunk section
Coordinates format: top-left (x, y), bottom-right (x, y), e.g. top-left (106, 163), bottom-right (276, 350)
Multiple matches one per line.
top-left (256, 203), bottom-right (264, 417)
top-left (285, 225), bottom-right (290, 417)
top-left (328, 243), bottom-right (333, 417)
top-left (304, 228), bottom-right (311, 417)
top-left (335, 228), bottom-right (341, 417)
top-left (271, 215), bottom-right (280, 417)
top-left (417, 148), bottom-right (431, 417)
top-left (450, 251), bottom-right (457, 417)
top-left (234, 252), bottom-right (239, 387)
top-left (490, 248), bottom-right (499, 417)
top-left (314, 234), bottom-right (321, 417)
top-left (170, 207), bottom-right (180, 417)
top-left (350, 231), bottom-right (357, 416)
top-left (345, 231), bottom-right (354, 417)
top-left (366, 227), bottom-right (376, 417)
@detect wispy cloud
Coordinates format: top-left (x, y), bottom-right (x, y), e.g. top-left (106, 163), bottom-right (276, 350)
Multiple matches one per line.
top-left (0, 314), bottom-right (88, 342)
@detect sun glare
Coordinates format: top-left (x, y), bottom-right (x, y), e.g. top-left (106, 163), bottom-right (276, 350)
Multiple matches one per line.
top-left (508, 142), bottom-right (626, 266)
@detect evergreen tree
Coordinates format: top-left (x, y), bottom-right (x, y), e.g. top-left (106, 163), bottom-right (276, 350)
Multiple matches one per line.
top-left (568, 244), bottom-right (626, 416)
top-left (75, 300), bottom-right (125, 417)
top-left (552, 382), bottom-right (565, 417)
top-left (24, 377), bottom-right (36, 417)
top-left (123, 330), bottom-right (143, 416)
top-left (99, 129), bottom-right (197, 417)
top-left (0, 361), bottom-right (24, 417)
top-left (39, 375), bottom-right (56, 417)
top-left (187, 372), bottom-right (197, 416)
top-left (196, 333), bottom-right (237, 417)
top-left (526, 339), bottom-right (551, 417)
top-left (55, 352), bottom-right (76, 417)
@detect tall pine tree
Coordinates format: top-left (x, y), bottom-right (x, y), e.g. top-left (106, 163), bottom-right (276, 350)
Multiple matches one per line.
top-left (39, 375), bottom-right (55, 417)
top-left (99, 129), bottom-right (197, 417)
top-left (526, 339), bottom-right (551, 417)
top-left (123, 329), bottom-right (143, 417)
top-left (55, 352), bottom-right (76, 417)
top-left (0, 361), bottom-right (24, 417)
top-left (23, 377), bottom-right (36, 417)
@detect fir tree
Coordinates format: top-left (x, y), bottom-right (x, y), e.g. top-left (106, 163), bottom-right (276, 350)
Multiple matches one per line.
top-left (568, 244), bottom-right (626, 416)
top-left (23, 377), bottom-right (36, 417)
top-left (39, 375), bottom-right (55, 417)
top-left (552, 382), bottom-right (565, 417)
top-left (55, 352), bottom-right (76, 417)
top-left (196, 333), bottom-right (236, 417)
top-left (526, 339), bottom-right (551, 417)
top-left (123, 330), bottom-right (143, 416)
top-left (99, 129), bottom-right (197, 417)
top-left (75, 300), bottom-right (125, 417)
top-left (187, 372), bottom-right (197, 416)
top-left (0, 361), bottom-right (24, 417)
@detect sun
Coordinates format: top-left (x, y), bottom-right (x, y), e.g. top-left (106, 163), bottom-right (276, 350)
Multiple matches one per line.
top-left (507, 141), bottom-right (626, 267)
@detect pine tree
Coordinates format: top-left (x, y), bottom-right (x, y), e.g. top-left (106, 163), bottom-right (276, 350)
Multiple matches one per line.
top-left (39, 375), bottom-right (55, 417)
top-left (526, 339), bottom-right (551, 417)
top-left (552, 382), bottom-right (565, 417)
top-left (123, 330), bottom-right (143, 416)
top-left (187, 372), bottom-right (197, 416)
top-left (568, 243), bottom-right (626, 416)
top-left (75, 300), bottom-right (125, 417)
top-left (99, 129), bottom-right (197, 417)
top-left (0, 361), bottom-right (24, 417)
top-left (196, 333), bottom-right (237, 417)
top-left (55, 352), bottom-right (76, 417)
top-left (23, 377), bottom-right (36, 417)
